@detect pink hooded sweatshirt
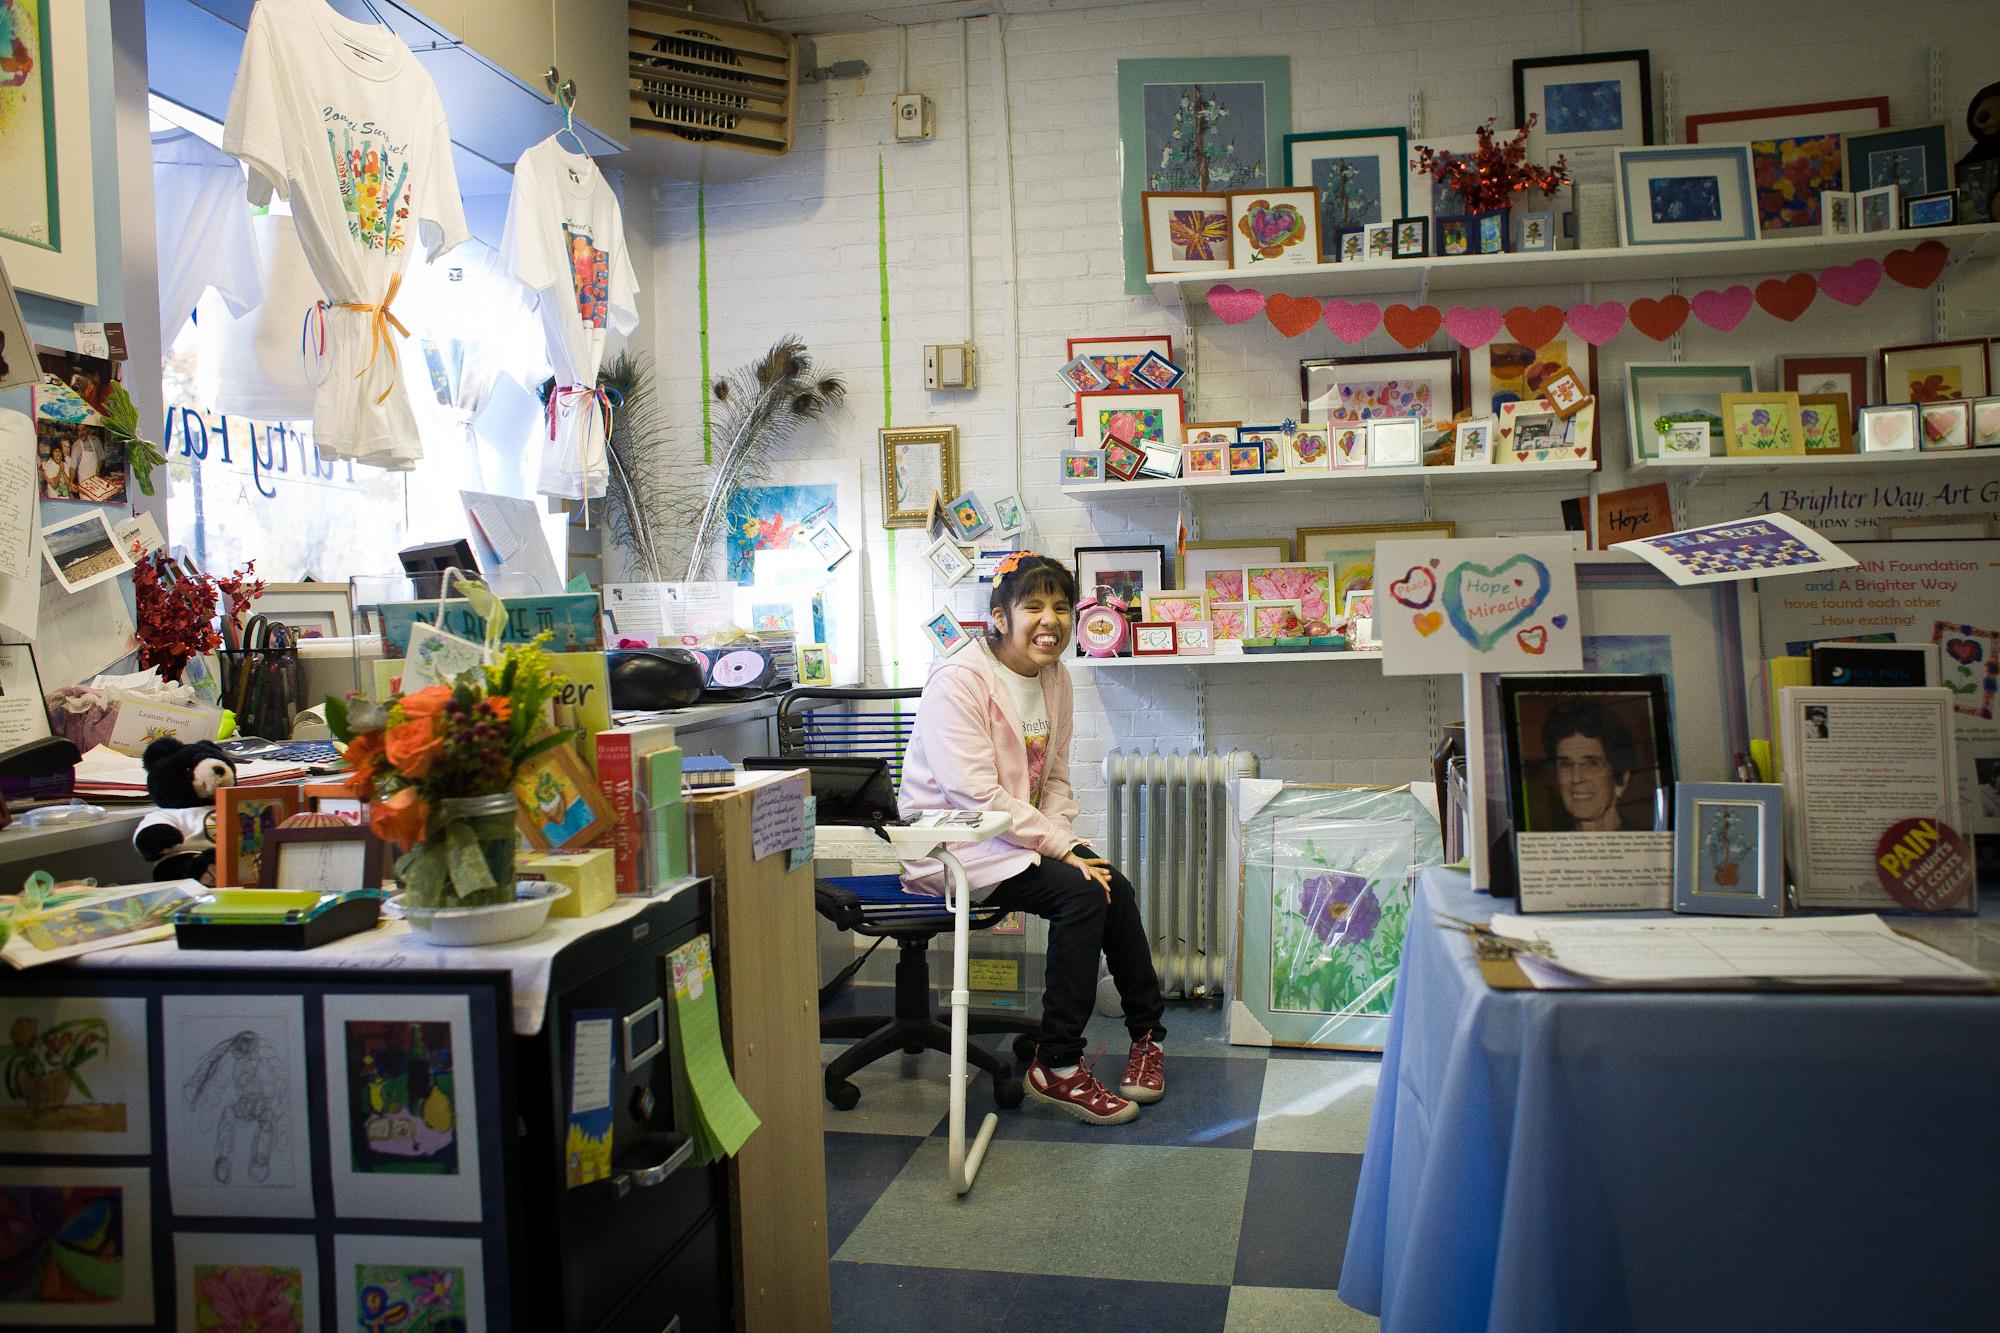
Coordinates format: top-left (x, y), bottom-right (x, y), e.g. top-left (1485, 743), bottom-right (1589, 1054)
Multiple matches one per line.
top-left (897, 643), bottom-right (1083, 895)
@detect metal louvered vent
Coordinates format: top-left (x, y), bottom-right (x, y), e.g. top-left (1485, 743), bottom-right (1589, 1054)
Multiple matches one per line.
top-left (628, 2), bottom-right (796, 177)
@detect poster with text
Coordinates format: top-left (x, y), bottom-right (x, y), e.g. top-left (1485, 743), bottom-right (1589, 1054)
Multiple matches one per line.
top-left (1377, 537), bottom-right (1582, 676)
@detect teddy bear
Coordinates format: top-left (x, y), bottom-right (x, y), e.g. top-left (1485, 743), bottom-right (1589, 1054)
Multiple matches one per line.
top-left (132, 738), bottom-right (238, 884)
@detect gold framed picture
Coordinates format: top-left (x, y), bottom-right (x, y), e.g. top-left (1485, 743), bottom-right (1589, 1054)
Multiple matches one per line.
top-left (880, 426), bottom-right (961, 529)
top-left (1296, 521), bottom-right (1457, 608)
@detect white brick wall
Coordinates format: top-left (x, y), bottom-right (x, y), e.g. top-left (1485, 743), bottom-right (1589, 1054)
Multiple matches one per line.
top-left (620, 0), bottom-right (2000, 845)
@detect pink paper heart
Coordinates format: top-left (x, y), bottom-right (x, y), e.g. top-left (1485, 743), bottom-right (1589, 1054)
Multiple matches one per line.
top-left (1206, 284), bottom-right (1267, 325)
top-left (1819, 257), bottom-right (1882, 307)
top-left (1442, 305), bottom-right (1504, 349)
top-left (1691, 285), bottom-right (1755, 332)
top-left (1566, 300), bottom-right (1628, 346)
top-left (1323, 299), bottom-right (1383, 344)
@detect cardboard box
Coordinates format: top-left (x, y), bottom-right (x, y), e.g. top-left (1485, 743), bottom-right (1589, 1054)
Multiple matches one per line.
top-left (520, 847), bottom-right (618, 918)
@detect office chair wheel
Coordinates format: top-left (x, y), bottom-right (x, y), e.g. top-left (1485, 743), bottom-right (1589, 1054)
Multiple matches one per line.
top-left (1012, 1034), bottom-right (1038, 1063)
top-left (827, 1081), bottom-right (862, 1111)
top-left (993, 1076), bottom-right (1025, 1109)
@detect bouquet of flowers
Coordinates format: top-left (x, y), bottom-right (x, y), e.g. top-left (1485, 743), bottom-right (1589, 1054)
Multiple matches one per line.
top-left (329, 637), bottom-right (575, 908)
top-left (133, 554), bottom-right (264, 682)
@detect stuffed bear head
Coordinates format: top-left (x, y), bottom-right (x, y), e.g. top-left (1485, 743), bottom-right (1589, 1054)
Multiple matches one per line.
top-left (142, 738), bottom-right (238, 808)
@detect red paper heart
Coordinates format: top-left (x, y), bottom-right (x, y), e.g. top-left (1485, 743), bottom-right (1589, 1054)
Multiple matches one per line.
top-left (1755, 273), bottom-right (1818, 322)
top-left (1383, 304), bottom-right (1443, 349)
top-left (1628, 294), bottom-right (1691, 341)
top-left (1885, 240), bottom-right (1950, 289)
top-left (1265, 293), bottom-right (1325, 339)
top-left (1503, 304), bottom-right (1567, 350)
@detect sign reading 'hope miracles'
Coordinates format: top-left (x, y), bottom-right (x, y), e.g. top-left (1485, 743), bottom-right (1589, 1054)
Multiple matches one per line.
top-left (1376, 537), bottom-right (1583, 676)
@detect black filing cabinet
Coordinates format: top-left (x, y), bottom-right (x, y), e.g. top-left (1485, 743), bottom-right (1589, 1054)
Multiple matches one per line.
top-left (513, 881), bottom-right (730, 1332)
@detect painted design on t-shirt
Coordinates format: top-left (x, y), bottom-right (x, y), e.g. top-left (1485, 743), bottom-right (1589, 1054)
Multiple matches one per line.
top-left (564, 223), bottom-right (609, 328)
top-left (1023, 722), bottom-right (1050, 804)
top-left (327, 121), bottom-right (411, 254)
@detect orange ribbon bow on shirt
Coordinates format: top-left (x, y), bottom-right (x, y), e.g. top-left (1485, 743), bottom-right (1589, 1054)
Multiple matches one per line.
top-left (332, 269), bottom-right (411, 407)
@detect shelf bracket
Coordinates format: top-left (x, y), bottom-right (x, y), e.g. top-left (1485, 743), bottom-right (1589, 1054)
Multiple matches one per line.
top-left (1662, 69), bottom-right (1677, 144)
top-left (1416, 266), bottom-right (1432, 308)
top-left (1409, 90), bottom-right (1424, 139)
top-left (1668, 275), bottom-right (1683, 363)
top-left (1928, 45), bottom-right (1945, 121)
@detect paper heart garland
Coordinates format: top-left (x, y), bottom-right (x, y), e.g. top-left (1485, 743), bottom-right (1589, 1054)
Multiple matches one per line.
top-left (1388, 564), bottom-right (1438, 609)
top-left (1566, 301), bottom-right (1628, 346)
top-left (1628, 295), bottom-right (1690, 341)
top-left (1819, 258), bottom-right (1882, 307)
top-left (1265, 293), bottom-right (1324, 338)
top-left (1443, 305), bottom-right (1505, 349)
top-left (1885, 240), bottom-right (1949, 289)
top-left (1442, 555), bottom-right (1553, 652)
top-left (1754, 273), bottom-right (1818, 322)
top-left (1323, 299), bottom-right (1383, 343)
top-left (1205, 284), bottom-right (1267, 325)
top-left (1383, 304), bottom-right (1443, 349)
top-left (1691, 285), bottom-right (1755, 332)
top-left (1504, 304), bottom-right (1567, 350)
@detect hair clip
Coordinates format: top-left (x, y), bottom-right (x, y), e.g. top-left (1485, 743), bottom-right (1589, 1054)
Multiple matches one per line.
top-left (993, 550), bottom-right (1038, 580)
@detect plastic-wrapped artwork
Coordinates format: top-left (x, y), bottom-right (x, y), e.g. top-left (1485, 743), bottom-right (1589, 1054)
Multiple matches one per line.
top-left (1230, 781), bottom-right (1443, 1051)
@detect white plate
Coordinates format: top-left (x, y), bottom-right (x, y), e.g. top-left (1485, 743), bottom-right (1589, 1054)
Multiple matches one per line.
top-left (393, 882), bottom-right (571, 947)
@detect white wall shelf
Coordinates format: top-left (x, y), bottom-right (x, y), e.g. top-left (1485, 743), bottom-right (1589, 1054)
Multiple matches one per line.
top-left (1630, 448), bottom-right (2000, 476)
top-left (1078, 650), bottom-right (1380, 669)
top-left (1061, 457), bottom-right (1596, 502)
top-left (1146, 223), bottom-right (2000, 315)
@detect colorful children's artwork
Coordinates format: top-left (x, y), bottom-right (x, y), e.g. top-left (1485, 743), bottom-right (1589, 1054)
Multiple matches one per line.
top-left (375, 593), bottom-right (605, 658)
top-left (1143, 590), bottom-right (1206, 623)
top-left (215, 788), bottom-right (305, 888)
top-left (0, 1167), bottom-right (154, 1324)
top-left (175, 1232), bottom-right (317, 1333)
top-left (1248, 600), bottom-right (1304, 638)
top-left (1058, 354), bottom-right (1109, 394)
top-left (923, 608), bottom-right (969, 657)
top-left (1331, 425), bottom-right (1367, 467)
top-left (945, 490), bottom-right (992, 540)
top-left (1167, 205), bottom-right (1229, 263)
top-left (1610, 513), bottom-right (1858, 587)
top-left (0, 882), bottom-right (205, 970)
top-left (1934, 622), bottom-right (2000, 721)
top-left (1797, 396), bottom-right (1852, 453)
top-left (1750, 133), bottom-right (1844, 232)
top-left (512, 745), bottom-right (617, 851)
top-left (798, 643), bottom-right (832, 687)
top-left (1719, 393), bottom-right (1806, 456)
top-left (162, 995), bottom-right (314, 1218)
top-left (1338, 229), bottom-right (1366, 262)
top-left (0, 997), bottom-right (150, 1155)
top-left (1245, 564), bottom-right (1333, 622)
top-left (1184, 422), bottom-right (1239, 447)
top-left (1326, 378), bottom-right (1433, 425)
top-left (1131, 350), bottom-right (1185, 390)
top-left (565, 1010), bottom-right (616, 1190)
top-left (1231, 191), bottom-right (1313, 263)
top-left (323, 993), bottom-right (482, 1222)
top-left (1186, 445), bottom-right (1227, 475)
top-left (1228, 444), bottom-right (1265, 474)
top-left (1060, 450), bottom-right (1105, 483)
top-left (1093, 407), bottom-right (1164, 446)
top-left (1436, 216), bottom-right (1470, 255)
top-left (1375, 536), bottom-right (1584, 676)
top-left (991, 493), bottom-right (1026, 536)
top-left (1287, 426), bottom-right (1332, 470)
top-left (1210, 602), bottom-right (1246, 642)
top-left (334, 1234), bottom-right (486, 1333)
top-left (723, 481), bottom-right (836, 584)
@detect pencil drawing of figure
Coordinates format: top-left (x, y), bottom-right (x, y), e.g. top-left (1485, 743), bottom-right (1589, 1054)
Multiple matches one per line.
top-left (184, 1029), bottom-right (286, 1184)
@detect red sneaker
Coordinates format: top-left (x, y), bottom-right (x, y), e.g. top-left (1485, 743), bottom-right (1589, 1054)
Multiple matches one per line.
top-left (1120, 1037), bottom-right (1165, 1104)
top-left (1024, 1058), bottom-right (1138, 1125)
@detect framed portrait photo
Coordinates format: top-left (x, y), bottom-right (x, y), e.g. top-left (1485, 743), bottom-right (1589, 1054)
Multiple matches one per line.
top-left (1614, 143), bottom-right (1758, 245)
top-left (1515, 49), bottom-right (1655, 166)
top-left (1674, 782), bottom-right (1785, 916)
top-left (879, 425), bottom-right (960, 529)
top-left (1285, 128), bottom-right (1409, 254)
top-left (1140, 191), bottom-right (1231, 274)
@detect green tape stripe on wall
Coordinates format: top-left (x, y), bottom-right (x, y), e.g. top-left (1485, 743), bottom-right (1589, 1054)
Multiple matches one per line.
top-left (879, 153), bottom-right (898, 687)
top-left (699, 182), bottom-right (713, 466)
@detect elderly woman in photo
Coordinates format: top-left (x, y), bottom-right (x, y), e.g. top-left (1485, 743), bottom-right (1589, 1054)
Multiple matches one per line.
top-left (1540, 700), bottom-right (1639, 832)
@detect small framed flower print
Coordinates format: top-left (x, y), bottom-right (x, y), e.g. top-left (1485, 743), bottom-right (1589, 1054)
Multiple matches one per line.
top-left (1247, 599), bottom-right (1304, 640)
top-left (1718, 392), bottom-right (1807, 457)
top-left (1061, 450), bottom-right (1106, 483)
top-left (945, 490), bottom-right (991, 540)
top-left (1210, 601), bottom-right (1247, 644)
top-left (1227, 188), bottom-right (1320, 272)
top-left (1797, 394), bottom-right (1854, 454)
top-left (1140, 191), bottom-right (1232, 275)
top-left (1330, 423), bottom-right (1368, 468)
top-left (924, 608), bottom-right (970, 656)
top-left (1143, 589), bottom-right (1207, 623)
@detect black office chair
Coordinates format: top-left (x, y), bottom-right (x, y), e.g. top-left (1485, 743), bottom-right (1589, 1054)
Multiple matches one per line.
top-left (777, 687), bottom-right (1040, 1111)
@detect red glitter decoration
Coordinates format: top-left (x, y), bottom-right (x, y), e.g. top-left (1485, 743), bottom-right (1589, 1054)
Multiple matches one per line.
top-left (1411, 116), bottom-right (1571, 215)
top-left (132, 554), bottom-right (264, 682)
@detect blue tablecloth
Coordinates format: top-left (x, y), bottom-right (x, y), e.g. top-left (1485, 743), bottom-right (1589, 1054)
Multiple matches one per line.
top-left (1339, 868), bottom-right (2000, 1332)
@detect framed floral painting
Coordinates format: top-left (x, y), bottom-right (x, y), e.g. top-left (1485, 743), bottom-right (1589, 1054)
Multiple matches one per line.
top-left (1685, 97), bottom-right (1890, 234)
top-left (1141, 191), bottom-right (1231, 274)
top-left (1183, 539), bottom-right (1288, 604)
top-left (1244, 563), bottom-right (1334, 623)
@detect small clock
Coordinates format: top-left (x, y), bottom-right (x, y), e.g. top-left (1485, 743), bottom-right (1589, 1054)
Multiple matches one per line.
top-left (1074, 585), bottom-right (1132, 658)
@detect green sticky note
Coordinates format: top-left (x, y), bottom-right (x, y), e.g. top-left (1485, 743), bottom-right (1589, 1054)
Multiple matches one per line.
top-left (668, 935), bottom-right (761, 1159)
top-left (643, 747), bottom-right (684, 804)
top-left (649, 801), bottom-right (690, 883)
top-left (788, 797), bottom-right (817, 872)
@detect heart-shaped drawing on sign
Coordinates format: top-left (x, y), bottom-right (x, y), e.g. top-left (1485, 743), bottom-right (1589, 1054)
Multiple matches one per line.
top-left (1442, 556), bottom-right (1553, 652)
top-left (1206, 284), bottom-right (1267, 324)
top-left (1566, 300), bottom-right (1628, 346)
top-left (1552, 614), bottom-right (1568, 628)
top-left (1504, 304), bottom-right (1566, 350)
top-left (1691, 285), bottom-right (1755, 332)
top-left (1383, 304), bottom-right (1443, 349)
top-left (1946, 637), bottom-right (1985, 666)
top-left (1241, 203), bottom-right (1304, 256)
top-left (1323, 299), bottom-right (1384, 343)
top-left (1516, 625), bottom-right (1548, 654)
top-left (1443, 305), bottom-right (1504, 349)
top-left (1885, 240), bottom-right (1949, 289)
top-left (1413, 611), bottom-right (1444, 637)
top-left (1628, 294), bottom-right (1690, 341)
top-left (1265, 293), bottom-right (1324, 338)
top-left (1754, 273), bottom-right (1818, 322)
top-left (1819, 258), bottom-right (1882, 307)
top-left (1388, 565), bottom-right (1438, 610)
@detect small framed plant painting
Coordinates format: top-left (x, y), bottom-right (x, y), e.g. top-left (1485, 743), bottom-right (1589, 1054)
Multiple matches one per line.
top-left (1186, 444), bottom-right (1228, 476)
top-left (1337, 228), bottom-right (1366, 263)
top-left (1176, 619), bottom-right (1215, 655)
top-left (1797, 394), bottom-right (1854, 454)
top-left (1140, 191), bottom-right (1232, 274)
top-left (1132, 622), bottom-right (1178, 656)
top-left (798, 643), bottom-right (832, 686)
top-left (1436, 215), bottom-right (1472, 256)
top-left (1286, 424), bottom-right (1333, 471)
top-left (1517, 210), bottom-right (1555, 251)
top-left (1879, 338), bottom-right (1990, 403)
top-left (1227, 188), bottom-right (1320, 271)
top-left (1919, 399), bottom-right (1972, 450)
top-left (945, 490), bottom-right (992, 540)
top-left (1673, 782), bottom-right (1784, 917)
top-left (1474, 208), bottom-right (1509, 254)
top-left (1454, 418), bottom-right (1494, 465)
top-left (1228, 443), bottom-right (1266, 475)
top-left (1719, 393), bottom-right (1807, 457)
top-left (925, 536), bottom-right (975, 585)
top-left (513, 744), bottom-right (618, 851)
top-left (1392, 216), bottom-right (1428, 258)
top-left (1859, 403), bottom-right (1920, 452)
top-left (1821, 190), bottom-right (1856, 235)
top-left (1844, 122), bottom-right (1951, 197)
top-left (1364, 222), bottom-right (1395, 261)
top-left (923, 607), bottom-right (971, 656)
top-left (1858, 183), bottom-right (1900, 233)
top-left (1061, 450), bottom-right (1105, 484)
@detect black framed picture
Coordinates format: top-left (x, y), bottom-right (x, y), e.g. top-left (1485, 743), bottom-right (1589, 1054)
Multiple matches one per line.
top-left (1500, 674), bottom-right (1675, 836)
top-left (1514, 49), bottom-right (1655, 170)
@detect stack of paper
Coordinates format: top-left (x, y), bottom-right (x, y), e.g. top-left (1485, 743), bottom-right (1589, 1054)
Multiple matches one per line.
top-left (72, 746), bottom-right (309, 800)
top-left (666, 934), bottom-right (761, 1163)
top-left (1490, 913), bottom-right (1993, 991)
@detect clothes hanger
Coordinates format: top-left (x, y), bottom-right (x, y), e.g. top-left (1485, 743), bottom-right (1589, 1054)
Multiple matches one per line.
top-left (545, 68), bottom-right (589, 158)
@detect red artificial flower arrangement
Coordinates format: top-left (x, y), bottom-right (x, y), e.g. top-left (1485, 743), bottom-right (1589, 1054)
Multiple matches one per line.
top-left (132, 554), bottom-right (264, 682)
top-left (1412, 116), bottom-right (1571, 215)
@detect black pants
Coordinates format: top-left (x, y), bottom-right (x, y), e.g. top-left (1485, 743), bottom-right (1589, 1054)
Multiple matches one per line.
top-left (980, 846), bottom-right (1165, 1068)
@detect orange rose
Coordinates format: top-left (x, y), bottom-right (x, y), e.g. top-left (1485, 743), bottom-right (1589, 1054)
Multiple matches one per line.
top-left (398, 684), bottom-right (454, 720)
top-left (383, 716), bottom-right (443, 777)
top-left (370, 787), bottom-right (427, 847)
top-left (341, 732), bottom-right (384, 791)
top-left (483, 696), bottom-right (511, 722)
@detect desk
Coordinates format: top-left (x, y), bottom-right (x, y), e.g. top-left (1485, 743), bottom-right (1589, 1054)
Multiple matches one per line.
top-left (1340, 867), bottom-right (2000, 1332)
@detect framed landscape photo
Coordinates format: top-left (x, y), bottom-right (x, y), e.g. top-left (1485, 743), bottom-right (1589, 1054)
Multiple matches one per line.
top-left (1614, 144), bottom-right (1758, 245)
top-left (1141, 191), bottom-right (1232, 274)
top-left (879, 425), bottom-right (960, 528)
top-left (1515, 49), bottom-right (1655, 165)
top-left (1284, 127), bottom-right (1409, 256)
top-left (1624, 362), bottom-right (1757, 461)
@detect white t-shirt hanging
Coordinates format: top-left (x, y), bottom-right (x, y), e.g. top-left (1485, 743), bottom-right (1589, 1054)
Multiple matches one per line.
top-left (499, 135), bottom-right (640, 500)
top-left (195, 213), bottom-right (322, 422)
top-left (153, 129), bottom-right (263, 347)
top-left (222, 0), bottom-right (468, 471)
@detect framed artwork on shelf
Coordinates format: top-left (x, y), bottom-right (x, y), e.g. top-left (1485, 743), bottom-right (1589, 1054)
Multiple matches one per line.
top-left (1226, 187), bottom-right (1320, 271)
top-left (1906, 191), bottom-right (1956, 228)
top-left (1919, 399), bottom-right (1973, 450)
top-left (1066, 335), bottom-right (1175, 392)
top-left (1058, 354), bottom-right (1108, 394)
top-left (1517, 210), bottom-right (1556, 251)
top-left (1330, 423), bottom-right (1368, 467)
top-left (1210, 601), bottom-right (1246, 644)
top-left (1363, 221), bottom-right (1395, 262)
top-left (1497, 397), bottom-right (1593, 464)
top-left (1103, 438), bottom-right (1146, 481)
top-left (1973, 396), bottom-right (2000, 447)
top-left (1184, 421), bottom-right (1240, 448)
top-left (1392, 216), bottom-right (1429, 258)
top-left (1073, 545), bottom-right (1167, 616)
top-left (1542, 368), bottom-right (1591, 418)
top-left (1237, 425), bottom-right (1288, 472)
top-left (1297, 522), bottom-right (1456, 610)
top-left (259, 826), bottom-right (387, 891)
top-left (1336, 227), bottom-right (1366, 263)
top-left (1185, 443), bottom-right (1228, 475)
top-left (1143, 589), bottom-right (1207, 623)
top-left (1718, 392), bottom-right (1807, 457)
top-left (1244, 563), bottom-right (1335, 624)
top-left (256, 584), bottom-right (356, 640)
top-left (1077, 389), bottom-right (1185, 449)
top-left (944, 489), bottom-right (992, 540)
top-left (1474, 208), bottom-right (1509, 254)
top-left (1406, 132), bottom-right (1482, 220)
top-left (1685, 96), bottom-right (1890, 234)
top-left (1132, 622), bottom-right (1178, 656)
top-left (1462, 337), bottom-right (1599, 419)
top-left (1140, 191), bottom-right (1231, 274)
top-left (1821, 190), bottom-right (1856, 234)
top-left (1798, 394), bottom-right (1855, 454)
top-left (1132, 350), bottom-right (1185, 390)
top-left (1365, 417), bottom-right (1423, 468)
top-left (1780, 355), bottom-right (1868, 423)
top-left (1858, 403), bottom-right (1920, 452)
top-left (1673, 782), bottom-right (1785, 917)
top-left (1228, 443), bottom-right (1266, 475)
top-left (1844, 122), bottom-right (1953, 197)
top-left (1624, 362), bottom-right (1757, 462)
top-left (1435, 214), bottom-right (1472, 256)
top-left (214, 787), bottom-right (306, 888)
top-left (1138, 443), bottom-right (1183, 478)
top-left (1454, 418), bottom-right (1495, 465)
top-left (879, 425), bottom-right (960, 528)
top-left (1515, 49), bottom-right (1655, 167)
top-left (1858, 183), bottom-right (1900, 232)
top-left (1661, 423), bottom-right (1712, 458)
top-left (1183, 539), bottom-right (1289, 603)
top-left (1302, 352), bottom-right (1461, 426)
top-left (1176, 620), bottom-right (1214, 655)
top-left (0, 2), bottom-right (97, 305)
top-left (1613, 144), bottom-right (1758, 245)
top-left (1285, 128), bottom-right (1409, 255)
top-left (1060, 450), bottom-right (1105, 484)
top-left (512, 744), bottom-right (616, 851)
top-left (1879, 338), bottom-right (1990, 404)
top-left (992, 492), bottom-right (1026, 537)
top-left (1247, 599), bottom-right (1305, 639)
top-left (1117, 57), bottom-right (1291, 294)
top-left (1286, 423), bottom-right (1333, 471)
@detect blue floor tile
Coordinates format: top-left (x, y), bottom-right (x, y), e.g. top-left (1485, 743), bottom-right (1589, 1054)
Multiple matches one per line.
top-left (824, 1133), bottom-right (926, 1253)
top-left (1233, 1150), bottom-right (1363, 1290)
top-left (831, 1261), bottom-right (1022, 1333)
top-left (1005, 1273), bottom-right (1230, 1331)
top-left (948, 1046), bottom-right (1269, 1150)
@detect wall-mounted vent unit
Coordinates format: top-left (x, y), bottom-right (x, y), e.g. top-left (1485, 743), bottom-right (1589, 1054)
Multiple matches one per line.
top-left (627, 2), bottom-right (797, 181)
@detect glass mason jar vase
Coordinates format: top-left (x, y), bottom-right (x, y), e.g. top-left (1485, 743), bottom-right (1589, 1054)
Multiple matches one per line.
top-left (428, 792), bottom-right (519, 909)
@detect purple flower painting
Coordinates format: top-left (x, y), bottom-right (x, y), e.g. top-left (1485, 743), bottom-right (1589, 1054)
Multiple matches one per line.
top-left (1295, 871), bottom-right (1381, 947)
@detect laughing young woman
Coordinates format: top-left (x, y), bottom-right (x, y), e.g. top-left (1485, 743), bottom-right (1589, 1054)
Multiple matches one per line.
top-left (898, 553), bottom-right (1166, 1125)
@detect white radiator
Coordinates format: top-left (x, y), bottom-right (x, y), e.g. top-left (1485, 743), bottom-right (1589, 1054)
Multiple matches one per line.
top-left (1102, 749), bottom-right (1259, 1000)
